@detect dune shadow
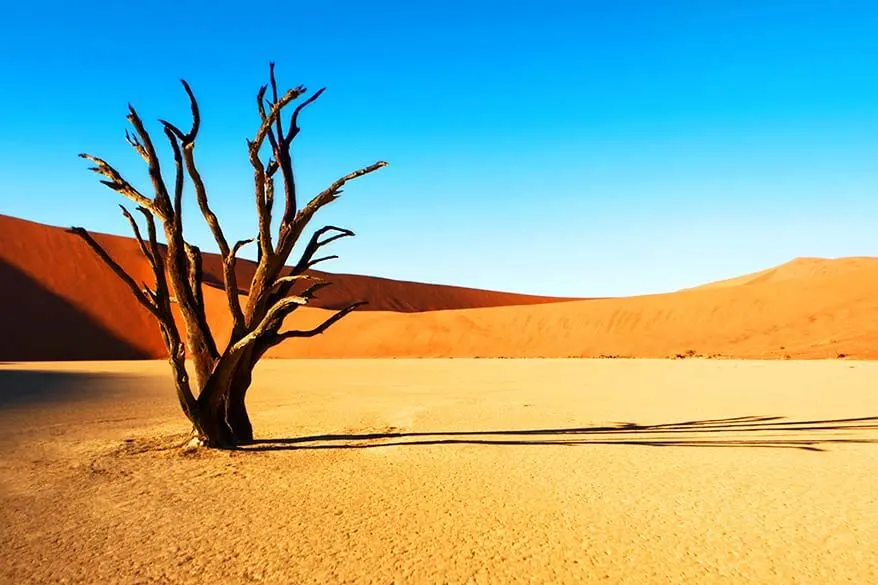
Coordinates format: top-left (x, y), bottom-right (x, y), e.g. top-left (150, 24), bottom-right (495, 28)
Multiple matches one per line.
top-left (244, 415), bottom-right (878, 452)
top-left (0, 369), bottom-right (154, 409)
top-left (0, 259), bottom-right (149, 360)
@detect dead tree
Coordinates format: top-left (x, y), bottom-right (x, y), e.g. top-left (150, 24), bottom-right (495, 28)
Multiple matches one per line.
top-left (70, 64), bottom-right (386, 448)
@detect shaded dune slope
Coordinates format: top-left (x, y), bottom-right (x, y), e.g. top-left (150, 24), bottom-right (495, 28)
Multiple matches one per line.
top-left (2, 214), bottom-right (877, 360)
top-left (0, 216), bottom-right (164, 359)
top-left (0, 259), bottom-right (150, 360)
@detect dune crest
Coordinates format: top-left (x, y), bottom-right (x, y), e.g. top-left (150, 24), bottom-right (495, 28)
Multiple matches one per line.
top-left (690, 256), bottom-right (878, 290)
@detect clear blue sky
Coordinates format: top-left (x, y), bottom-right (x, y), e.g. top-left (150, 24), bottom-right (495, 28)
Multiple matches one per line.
top-left (1, 1), bottom-right (877, 297)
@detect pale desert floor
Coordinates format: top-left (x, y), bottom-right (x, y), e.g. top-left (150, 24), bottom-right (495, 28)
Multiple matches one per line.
top-left (1, 359), bottom-right (877, 584)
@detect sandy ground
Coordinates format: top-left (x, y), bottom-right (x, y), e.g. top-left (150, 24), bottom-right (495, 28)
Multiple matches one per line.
top-left (1, 358), bottom-right (877, 584)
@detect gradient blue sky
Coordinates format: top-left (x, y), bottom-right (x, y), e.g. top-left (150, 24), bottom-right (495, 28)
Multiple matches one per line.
top-left (1, 1), bottom-right (877, 296)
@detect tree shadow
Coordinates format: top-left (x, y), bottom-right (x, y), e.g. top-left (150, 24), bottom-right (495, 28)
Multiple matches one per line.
top-left (243, 415), bottom-right (878, 452)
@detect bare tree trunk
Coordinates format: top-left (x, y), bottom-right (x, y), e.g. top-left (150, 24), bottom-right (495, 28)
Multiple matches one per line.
top-left (226, 354), bottom-right (255, 442)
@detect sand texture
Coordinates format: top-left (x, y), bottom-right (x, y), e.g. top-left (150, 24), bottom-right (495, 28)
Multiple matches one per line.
top-left (1, 358), bottom-right (877, 584)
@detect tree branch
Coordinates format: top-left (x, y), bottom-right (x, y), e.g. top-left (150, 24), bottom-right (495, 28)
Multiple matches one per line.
top-left (68, 227), bottom-right (158, 317)
top-left (298, 280), bottom-right (333, 301)
top-left (161, 331), bottom-right (198, 423)
top-left (79, 154), bottom-right (157, 213)
top-left (252, 85), bottom-right (307, 155)
top-left (268, 274), bottom-right (323, 295)
top-left (233, 238), bottom-right (256, 256)
top-left (136, 207), bottom-right (168, 298)
top-left (252, 67), bottom-right (309, 254)
top-left (273, 301), bottom-right (366, 343)
top-left (268, 62), bottom-right (284, 155)
top-left (179, 79), bottom-right (200, 143)
top-left (267, 226), bottom-right (352, 303)
top-left (264, 175), bottom-right (275, 243)
top-left (305, 255), bottom-right (338, 269)
top-left (249, 78), bottom-right (301, 262)
top-left (126, 105), bottom-right (172, 214)
top-left (285, 87), bottom-right (326, 145)
top-left (184, 242), bottom-right (206, 315)
top-left (162, 127), bottom-right (185, 222)
top-left (161, 121), bottom-right (230, 256)
top-left (305, 162), bottom-right (388, 214)
top-left (124, 130), bottom-right (149, 163)
top-left (297, 226), bottom-right (353, 267)
top-left (118, 205), bottom-right (153, 264)
top-left (245, 163), bottom-right (384, 325)
top-left (149, 110), bottom-right (219, 366)
top-left (256, 84), bottom-right (278, 153)
top-left (159, 83), bottom-right (230, 257)
top-left (227, 295), bottom-right (309, 356)
top-left (159, 80), bottom-right (199, 145)
top-left (226, 237), bottom-right (256, 298)
top-left (275, 162), bottom-right (386, 264)
top-left (276, 82), bottom-right (325, 225)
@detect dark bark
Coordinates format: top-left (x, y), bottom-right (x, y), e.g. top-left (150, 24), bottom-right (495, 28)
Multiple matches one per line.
top-left (227, 357), bottom-right (255, 443)
top-left (73, 63), bottom-right (386, 448)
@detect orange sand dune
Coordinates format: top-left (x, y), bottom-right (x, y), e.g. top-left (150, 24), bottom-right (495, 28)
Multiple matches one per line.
top-left (0, 215), bottom-right (163, 360)
top-left (688, 256), bottom-right (878, 290)
top-left (195, 244), bottom-right (574, 313)
top-left (0, 214), bottom-right (569, 360)
top-left (271, 262), bottom-right (878, 359)
top-left (2, 213), bottom-right (878, 361)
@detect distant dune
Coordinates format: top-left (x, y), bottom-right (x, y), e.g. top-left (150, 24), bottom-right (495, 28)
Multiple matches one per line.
top-left (684, 256), bottom-right (878, 291)
top-left (2, 213), bottom-right (877, 360)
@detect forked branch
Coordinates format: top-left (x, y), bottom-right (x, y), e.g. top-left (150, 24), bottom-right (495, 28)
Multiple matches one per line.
top-left (270, 225), bottom-right (353, 301)
top-left (227, 295), bottom-right (309, 356)
top-left (286, 87), bottom-right (326, 145)
top-left (136, 206), bottom-right (169, 304)
top-left (269, 274), bottom-right (323, 295)
top-left (79, 154), bottom-right (156, 213)
top-left (274, 161), bottom-right (387, 265)
top-left (126, 106), bottom-right (172, 213)
top-left (273, 301), bottom-right (367, 343)
top-left (119, 205), bottom-right (153, 264)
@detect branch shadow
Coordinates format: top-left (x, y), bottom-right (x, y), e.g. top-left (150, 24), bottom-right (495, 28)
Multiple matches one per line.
top-left (243, 415), bottom-right (878, 452)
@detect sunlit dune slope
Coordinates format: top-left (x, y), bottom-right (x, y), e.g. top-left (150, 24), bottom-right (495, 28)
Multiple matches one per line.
top-left (688, 256), bottom-right (878, 290)
top-left (267, 259), bottom-right (878, 359)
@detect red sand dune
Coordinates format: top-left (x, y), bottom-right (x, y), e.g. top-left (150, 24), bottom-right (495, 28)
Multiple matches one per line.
top-left (197, 252), bottom-right (574, 313)
top-left (0, 214), bottom-right (569, 360)
top-left (2, 213), bottom-right (877, 361)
